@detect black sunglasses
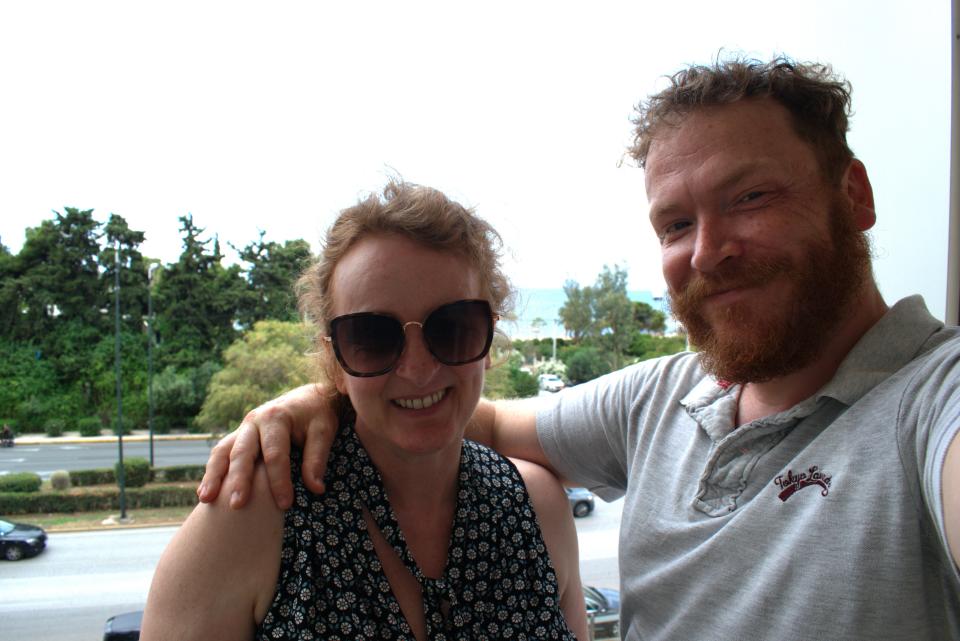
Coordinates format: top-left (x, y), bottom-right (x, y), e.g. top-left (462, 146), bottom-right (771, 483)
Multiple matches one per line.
top-left (324, 299), bottom-right (498, 377)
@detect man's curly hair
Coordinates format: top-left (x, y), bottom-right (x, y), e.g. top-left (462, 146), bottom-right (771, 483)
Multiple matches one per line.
top-left (629, 56), bottom-right (855, 185)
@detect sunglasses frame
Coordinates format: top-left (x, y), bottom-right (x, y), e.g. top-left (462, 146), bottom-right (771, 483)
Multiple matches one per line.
top-left (323, 299), bottom-right (499, 377)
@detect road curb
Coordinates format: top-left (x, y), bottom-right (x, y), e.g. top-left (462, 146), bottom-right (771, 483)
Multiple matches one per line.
top-left (12, 433), bottom-right (218, 446)
top-left (46, 520), bottom-right (187, 533)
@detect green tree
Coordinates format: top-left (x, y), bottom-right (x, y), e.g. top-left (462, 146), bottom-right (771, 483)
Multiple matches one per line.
top-left (633, 301), bottom-right (667, 334)
top-left (627, 333), bottom-right (688, 361)
top-left (1, 208), bottom-right (137, 426)
top-left (559, 265), bottom-right (639, 371)
top-left (154, 215), bottom-right (246, 369)
top-left (563, 346), bottom-right (612, 384)
top-left (99, 213), bottom-right (150, 334)
top-left (153, 362), bottom-right (221, 432)
top-left (558, 280), bottom-right (594, 342)
top-left (484, 340), bottom-right (540, 400)
top-left (592, 265), bottom-right (636, 370)
top-left (196, 320), bottom-right (313, 432)
top-left (235, 233), bottom-right (312, 329)
top-left (10, 208), bottom-right (104, 344)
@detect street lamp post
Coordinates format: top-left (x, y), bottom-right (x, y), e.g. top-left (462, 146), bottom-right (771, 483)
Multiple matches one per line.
top-left (552, 318), bottom-right (561, 361)
top-left (114, 239), bottom-right (127, 520)
top-left (147, 263), bottom-right (158, 467)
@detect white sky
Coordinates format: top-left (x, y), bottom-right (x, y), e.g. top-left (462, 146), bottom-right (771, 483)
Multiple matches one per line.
top-left (0, 0), bottom-right (953, 320)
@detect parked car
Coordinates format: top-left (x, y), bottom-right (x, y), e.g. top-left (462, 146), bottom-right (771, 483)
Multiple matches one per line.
top-left (538, 373), bottom-right (566, 392)
top-left (584, 584), bottom-right (621, 639)
top-left (105, 588), bottom-right (620, 641)
top-left (566, 487), bottom-right (595, 517)
top-left (103, 610), bottom-right (143, 641)
top-left (0, 517), bottom-right (47, 561)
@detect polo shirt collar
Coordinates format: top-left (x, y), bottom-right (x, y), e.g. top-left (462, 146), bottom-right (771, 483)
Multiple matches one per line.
top-left (680, 295), bottom-right (942, 437)
top-left (816, 295), bottom-right (942, 406)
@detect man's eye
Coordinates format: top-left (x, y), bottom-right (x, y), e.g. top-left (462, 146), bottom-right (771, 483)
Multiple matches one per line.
top-left (738, 191), bottom-right (765, 203)
top-left (659, 220), bottom-right (692, 240)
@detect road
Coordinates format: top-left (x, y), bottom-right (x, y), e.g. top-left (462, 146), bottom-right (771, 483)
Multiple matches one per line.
top-left (0, 440), bottom-right (216, 479)
top-left (0, 497), bottom-right (622, 641)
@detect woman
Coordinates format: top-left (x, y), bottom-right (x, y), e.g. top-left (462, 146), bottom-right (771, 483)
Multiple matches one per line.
top-left (140, 181), bottom-right (587, 640)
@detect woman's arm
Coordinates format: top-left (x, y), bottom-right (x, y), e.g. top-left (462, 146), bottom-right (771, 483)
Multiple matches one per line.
top-left (140, 465), bottom-right (285, 640)
top-left (512, 458), bottom-right (589, 639)
top-left (198, 386), bottom-right (555, 510)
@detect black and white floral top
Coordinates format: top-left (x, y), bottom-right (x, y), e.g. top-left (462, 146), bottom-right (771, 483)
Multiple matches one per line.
top-left (256, 421), bottom-right (576, 640)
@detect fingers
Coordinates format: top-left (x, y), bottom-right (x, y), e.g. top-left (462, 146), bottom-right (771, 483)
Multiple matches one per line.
top-left (301, 401), bottom-right (338, 495)
top-left (198, 383), bottom-right (333, 511)
top-left (223, 420), bottom-right (270, 509)
top-left (197, 431), bottom-right (236, 503)
top-left (257, 404), bottom-right (295, 510)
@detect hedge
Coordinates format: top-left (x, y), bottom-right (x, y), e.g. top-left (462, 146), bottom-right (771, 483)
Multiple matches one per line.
top-left (44, 418), bottom-right (66, 437)
top-left (69, 463), bottom-right (206, 487)
top-left (0, 485), bottom-right (199, 514)
top-left (0, 472), bottom-right (43, 493)
top-left (77, 417), bottom-right (103, 437)
top-left (70, 468), bottom-right (117, 487)
top-left (153, 464), bottom-right (206, 482)
top-left (115, 457), bottom-right (150, 488)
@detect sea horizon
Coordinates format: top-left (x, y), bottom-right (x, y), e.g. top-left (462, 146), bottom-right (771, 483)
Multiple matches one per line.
top-left (505, 287), bottom-right (673, 340)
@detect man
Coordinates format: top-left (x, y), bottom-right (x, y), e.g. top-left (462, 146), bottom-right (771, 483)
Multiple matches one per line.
top-left (199, 57), bottom-right (960, 640)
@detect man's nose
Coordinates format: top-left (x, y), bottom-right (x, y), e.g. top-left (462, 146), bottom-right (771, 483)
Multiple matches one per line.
top-left (690, 218), bottom-right (741, 273)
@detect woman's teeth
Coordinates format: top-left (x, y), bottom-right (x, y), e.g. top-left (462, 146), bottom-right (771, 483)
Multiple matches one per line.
top-left (394, 389), bottom-right (446, 410)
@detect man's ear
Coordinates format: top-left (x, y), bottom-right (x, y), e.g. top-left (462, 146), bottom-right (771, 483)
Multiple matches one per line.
top-left (842, 159), bottom-right (876, 231)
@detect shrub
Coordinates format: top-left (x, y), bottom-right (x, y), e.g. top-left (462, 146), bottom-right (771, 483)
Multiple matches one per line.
top-left (101, 415), bottom-right (133, 435)
top-left (0, 484), bottom-right (198, 514)
top-left (44, 418), bottom-right (66, 437)
top-left (563, 346), bottom-right (612, 384)
top-left (15, 397), bottom-right (48, 433)
top-left (78, 417), bottom-right (104, 437)
top-left (70, 468), bottom-right (115, 487)
top-left (508, 367), bottom-right (539, 398)
top-left (0, 472), bottom-right (42, 493)
top-left (50, 470), bottom-right (71, 491)
top-left (115, 457), bottom-right (151, 488)
top-left (155, 464), bottom-right (206, 482)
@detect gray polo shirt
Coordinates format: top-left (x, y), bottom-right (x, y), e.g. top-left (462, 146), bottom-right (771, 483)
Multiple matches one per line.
top-left (539, 296), bottom-right (960, 641)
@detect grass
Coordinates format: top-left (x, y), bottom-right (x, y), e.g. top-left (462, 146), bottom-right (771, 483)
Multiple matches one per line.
top-left (4, 478), bottom-right (199, 532)
top-left (12, 504), bottom-right (196, 531)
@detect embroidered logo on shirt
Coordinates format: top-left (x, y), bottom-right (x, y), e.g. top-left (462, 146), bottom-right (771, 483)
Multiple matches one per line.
top-left (774, 466), bottom-right (832, 502)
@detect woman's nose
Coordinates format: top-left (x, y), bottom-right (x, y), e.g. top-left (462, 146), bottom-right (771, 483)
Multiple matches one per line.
top-left (393, 325), bottom-right (441, 384)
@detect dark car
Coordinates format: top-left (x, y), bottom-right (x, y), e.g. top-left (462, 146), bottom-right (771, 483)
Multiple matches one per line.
top-left (103, 610), bottom-right (143, 641)
top-left (584, 585), bottom-right (621, 639)
top-left (0, 517), bottom-right (47, 560)
top-left (566, 487), bottom-right (595, 517)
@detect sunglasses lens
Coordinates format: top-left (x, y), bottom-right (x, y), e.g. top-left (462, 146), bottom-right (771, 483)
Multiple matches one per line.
top-left (424, 300), bottom-right (493, 365)
top-left (331, 314), bottom-right (403, 376)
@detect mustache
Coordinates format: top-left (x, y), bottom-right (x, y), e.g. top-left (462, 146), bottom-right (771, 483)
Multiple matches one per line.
top-left (671, 256), bottom-right (792, 305)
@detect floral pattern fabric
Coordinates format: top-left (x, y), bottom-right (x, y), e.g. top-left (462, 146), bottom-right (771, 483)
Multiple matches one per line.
top-left (256, 421), bottom-right (576, 640)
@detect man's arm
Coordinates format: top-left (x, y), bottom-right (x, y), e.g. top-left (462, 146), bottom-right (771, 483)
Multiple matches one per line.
top-left (198, 384), bottom-right (337, 509)
top-left (199, 386), bottom-right (553, 509)
top-left (468, 397), bottom-right (554, 470)
top-left (940, 429), bottom-right (960, 567)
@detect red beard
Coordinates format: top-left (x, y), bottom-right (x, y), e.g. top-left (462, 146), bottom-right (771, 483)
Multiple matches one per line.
top-left (669, 197), bottom-right (872, 384)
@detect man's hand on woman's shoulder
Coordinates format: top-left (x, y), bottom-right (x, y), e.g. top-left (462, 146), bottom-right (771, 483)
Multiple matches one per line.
top-left (197, 384), bottom-right (336, 510)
